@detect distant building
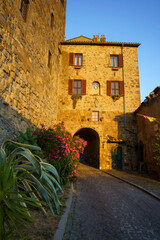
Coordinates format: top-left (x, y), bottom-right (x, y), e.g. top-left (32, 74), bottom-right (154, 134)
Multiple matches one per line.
top-left (135, 87), bottom-right (160, 178)
top-left (58, 35), bottom-right (141, 169)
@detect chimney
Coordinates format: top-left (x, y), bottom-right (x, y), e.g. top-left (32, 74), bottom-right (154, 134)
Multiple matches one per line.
top-left (93, 35), bottom-right (99, 42)
top-left (100, 35), bottom-right (106, 43)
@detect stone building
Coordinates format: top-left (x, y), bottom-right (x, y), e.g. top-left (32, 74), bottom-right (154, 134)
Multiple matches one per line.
top-left (58, 35), bottom-right (141, 169)
top-left (0, 0), bottom-right (66, 143)
top-left (135, 87), bottom-right (160, 178)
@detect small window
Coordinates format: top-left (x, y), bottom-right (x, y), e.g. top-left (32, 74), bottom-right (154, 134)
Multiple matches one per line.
top-left (110, 55), bottom-right (118, 67)
top-left (61, 0), bottom-right (64, 6)
top-left (92, 81), bottom-right (100, 95)
top-left (75, 54), bottom-right (82, 66)
top-left (92, 111), bottom-right (99, 121)
top-left (48, 50), bottom-right (52, 69)
top-left (51, 13), bottom-right (54, 29)
top-left (111, 82), bottom-right (120, 95)
top-left (74, 80), bottom-right (82, 94)
top-left (20, 0), bottom-right (29, 22)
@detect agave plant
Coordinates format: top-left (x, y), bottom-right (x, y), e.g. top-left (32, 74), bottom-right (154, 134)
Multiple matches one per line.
top-left (0, 140), bottom-right (63, 239)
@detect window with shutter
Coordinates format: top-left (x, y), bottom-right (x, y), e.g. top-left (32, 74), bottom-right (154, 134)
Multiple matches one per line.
top-left (110, 54), bottom-right (123, 68)
top-left (68, 80), bottom-right (86, 95)
top-left (20, 0), bottom-right (29, 22)
top-left (107, 81), bottom-right (124, 96)
top-left (69, 53), bottom-right (83, 66)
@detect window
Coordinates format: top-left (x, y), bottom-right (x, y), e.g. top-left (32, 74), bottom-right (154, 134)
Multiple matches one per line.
top-left (20, 0), bottom-right (29, 22)
top-left (111, 82), bottom-right (120, 95)
top-left (111, 55), bottom-right (118, 67)
top-left (92, 81), bottom-right (100, 95)
top-left (68, 79), bottom-right (86, 95)
top-left (107, 81), bottom-right (124, 96)
top-left (75, 54), bottom-right (82, 66)
top-left (69, 53), bottom-right (83, 66)
top-left (51, 13), bottom-right (54, 29)
top-left (61, 0), bottom-right (64, 6)
top-left (74, 80), bottom-right (82, 94)
top-left (48, 50), bottom-right (52, 69)
top-left (92, 111), bottom-right (99, 121)
top-left (110, 54), bottom-right (123, 68)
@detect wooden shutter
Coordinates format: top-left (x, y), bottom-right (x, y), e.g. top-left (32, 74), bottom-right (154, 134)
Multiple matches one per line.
top-left (120, 81), bottom-right (124, 96)
top-left (68, 79), bottom-right (73, 94)
top-left (69, 53), bottom-right (74, 65)
top-left (119, 54), bottom-right (123, 67)
top-left (81, 80), bottom-right (86, 95)
top-left (107, 81), bottom-right (111, 96)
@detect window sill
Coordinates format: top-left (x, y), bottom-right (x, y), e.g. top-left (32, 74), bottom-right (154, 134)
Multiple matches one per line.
top-left (112, 67), bottom-right (119, 71)
top-left (74, 66), bottom-right (82, 69)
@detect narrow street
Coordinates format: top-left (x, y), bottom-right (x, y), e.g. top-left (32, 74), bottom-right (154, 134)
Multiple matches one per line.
top-left (64, 164), bottom-right (160, 240)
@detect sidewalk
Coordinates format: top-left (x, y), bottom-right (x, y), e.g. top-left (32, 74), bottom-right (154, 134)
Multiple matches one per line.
top-left (102, 169), bottom-right (160, 200)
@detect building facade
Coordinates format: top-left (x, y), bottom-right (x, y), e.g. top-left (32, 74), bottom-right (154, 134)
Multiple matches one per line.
top-left (0, 0), bottom-right (66, 143)
top-left (58, 35), bottom-right (141, 169)
top-left (135, 87), bottom-right (160, 178)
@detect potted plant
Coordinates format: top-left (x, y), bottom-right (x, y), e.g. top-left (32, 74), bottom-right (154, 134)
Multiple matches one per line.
top-left (112, 94), bottom-right (120, 101)
top-left (71, 94), bottom-right (82, 109)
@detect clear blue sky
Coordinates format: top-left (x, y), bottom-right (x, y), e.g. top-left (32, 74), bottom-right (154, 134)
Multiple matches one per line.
top-left (65, 0), bottom-right (160, 102)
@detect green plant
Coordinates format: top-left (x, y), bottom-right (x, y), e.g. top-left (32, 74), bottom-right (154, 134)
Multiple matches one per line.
top-left (18, 128), bottom-right (38, 146)
top-left (0, 140), bottom-right (63, 239)
top-left (71, 94), bottom-right (82, 109)
top-left (111, 94), bottom-right (120, 101)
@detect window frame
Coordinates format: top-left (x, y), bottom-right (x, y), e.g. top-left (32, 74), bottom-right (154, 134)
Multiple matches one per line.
top-left (73, 80), bottom-right (82, 95)
top-left (75, 53), bottom-right (83, 66)
top-left (110, 55), bottom-right (119, 68)
top-left (48, 50), bottom-right (52, 70)
top-left (111, 81), bottom-right (120, 95)
top-left (92, 111), bottom-right (99, 122)
top-left (20, 0), bottom-right (29, 22)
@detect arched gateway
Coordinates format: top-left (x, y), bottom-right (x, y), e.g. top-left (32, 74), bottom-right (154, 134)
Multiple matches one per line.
top-left (74, 128), bottom-right (100, 169)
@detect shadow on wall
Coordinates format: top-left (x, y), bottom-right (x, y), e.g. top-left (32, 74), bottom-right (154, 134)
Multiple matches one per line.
top-left (74, 128), bottom-right (100, 169)
top-left (0, 99), bottom-right (36, 145)
top-left (112, 112), bottom-right (137, 170)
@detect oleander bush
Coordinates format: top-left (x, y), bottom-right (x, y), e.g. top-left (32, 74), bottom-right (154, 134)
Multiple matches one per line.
top-left (34, 122), bottom-right (87, 184)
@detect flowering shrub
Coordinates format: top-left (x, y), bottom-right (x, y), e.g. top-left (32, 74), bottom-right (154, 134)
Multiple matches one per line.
top-left (33, 122), bottom-right (87, 184)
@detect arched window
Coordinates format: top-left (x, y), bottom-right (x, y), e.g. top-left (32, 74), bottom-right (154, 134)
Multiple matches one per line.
top-left (92, 81), bottom-right (100, 95)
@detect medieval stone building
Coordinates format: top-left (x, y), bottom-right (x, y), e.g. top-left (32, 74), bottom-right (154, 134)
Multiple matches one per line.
top-left (135, 87), bottom-right (160, 178)
top-left (58, 35), bottom-right (141, 169)
top-left (0, 0), bottom-right (66, 142)
top-left (0, 1), bottom-right (142, 170)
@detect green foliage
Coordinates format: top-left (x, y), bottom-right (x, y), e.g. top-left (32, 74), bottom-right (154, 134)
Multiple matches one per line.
top-left (71, 94), bottom-right (82, 109)
top-left (153, 129), bottom-right (160, 164)
top-left (18, 128), bottom-right (38, 146)
top-left (0, 140), bottom-right (63, 239)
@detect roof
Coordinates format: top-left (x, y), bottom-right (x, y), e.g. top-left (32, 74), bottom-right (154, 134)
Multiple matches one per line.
top-left (61, 35), bottom-right (141, 47)
top-left (135, 86), bottom-right (160, 113)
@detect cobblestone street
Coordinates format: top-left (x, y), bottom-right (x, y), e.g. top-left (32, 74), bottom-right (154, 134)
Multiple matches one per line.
top-left (64, 164), bottom-right (160, 240)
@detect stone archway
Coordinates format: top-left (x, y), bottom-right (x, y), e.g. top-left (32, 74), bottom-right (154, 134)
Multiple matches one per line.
top-left (74, 128), bottom-right (100, 169)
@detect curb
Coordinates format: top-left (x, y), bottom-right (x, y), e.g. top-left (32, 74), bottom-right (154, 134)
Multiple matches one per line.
top-left (53, 183), bottom-right (73, 240)
top-left (102, 171), bottom-right (160, 202)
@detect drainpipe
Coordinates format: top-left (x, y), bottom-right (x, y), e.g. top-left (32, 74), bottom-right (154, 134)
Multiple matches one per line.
top-left (121, 44), bottom-right (138, 169)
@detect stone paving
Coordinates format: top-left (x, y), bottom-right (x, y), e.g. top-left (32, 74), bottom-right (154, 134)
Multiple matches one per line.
top-left (64, 164), bottom-right (160, 240)
top-left (103, 169), bottom-right (160, 198)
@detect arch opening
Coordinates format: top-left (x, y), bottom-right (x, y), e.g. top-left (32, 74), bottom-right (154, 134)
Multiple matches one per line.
top-left (74, 128), bottom-right (100, 169)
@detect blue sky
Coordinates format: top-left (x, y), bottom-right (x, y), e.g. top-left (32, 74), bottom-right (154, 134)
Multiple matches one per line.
top-left (65, 0), bottom-right (160, 102)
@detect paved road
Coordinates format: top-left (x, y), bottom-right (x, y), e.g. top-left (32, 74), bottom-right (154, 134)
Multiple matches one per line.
top-left (64, 164), bottom-right (160, 240)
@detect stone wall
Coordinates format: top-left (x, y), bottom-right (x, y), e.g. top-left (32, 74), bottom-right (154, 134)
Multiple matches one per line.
top-left (0, 0), bottom-right (66, 144)
top-left (136, 87), bottom-right (160, 178)
top-left (58, 37), bottom-right (141, 169)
